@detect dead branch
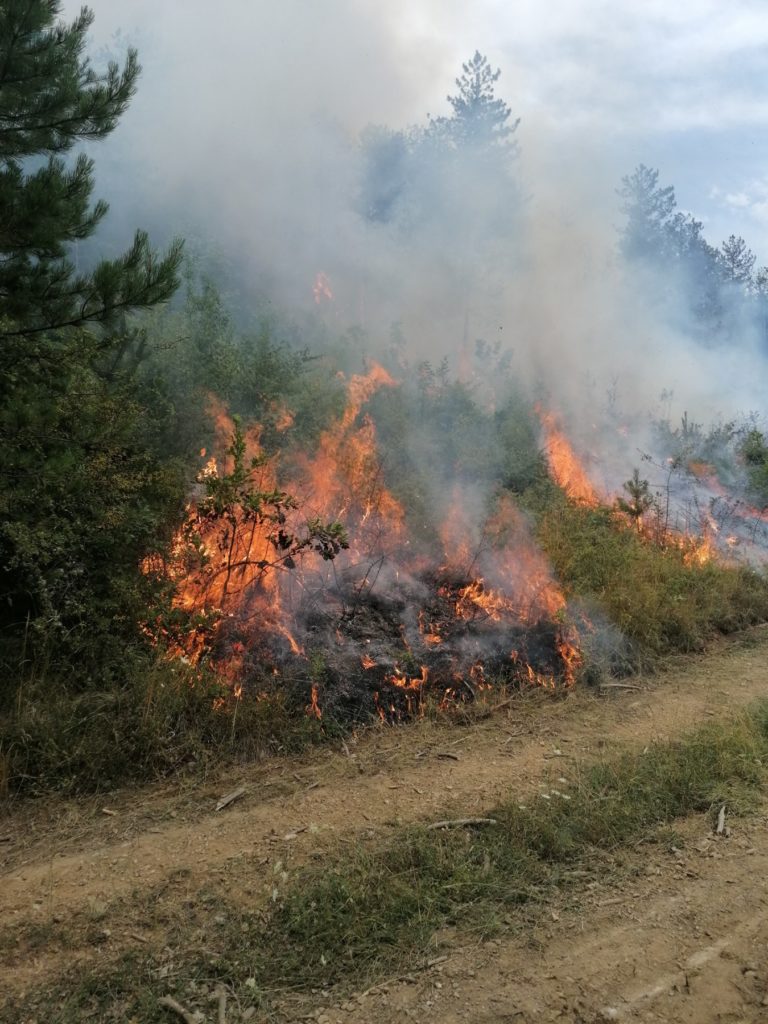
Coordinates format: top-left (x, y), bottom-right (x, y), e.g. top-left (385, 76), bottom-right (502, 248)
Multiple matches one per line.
top-left (158, 995), bottom-right (199, 1024)
top-left (426, 817), bottom-right (499, 831)
top-left (215, 786), bottom-right (247, 812)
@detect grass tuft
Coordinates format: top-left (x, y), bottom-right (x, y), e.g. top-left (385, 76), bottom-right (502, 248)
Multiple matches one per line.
top-left (0, 661), bottom-right (326, 796)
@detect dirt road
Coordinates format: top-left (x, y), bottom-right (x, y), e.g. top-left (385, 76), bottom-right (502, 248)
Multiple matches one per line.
top-left (3, 629), bottom-right (768, 1019)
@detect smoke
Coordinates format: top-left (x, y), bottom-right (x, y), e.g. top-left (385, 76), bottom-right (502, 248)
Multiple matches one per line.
top-left (61, 0), bottom-right (768, 496)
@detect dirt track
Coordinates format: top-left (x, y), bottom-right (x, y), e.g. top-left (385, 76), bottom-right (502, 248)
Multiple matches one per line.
top-left (3, 629), bottom-right (768, 1018)
top-left (306, 809), bottom-right (768, 1024)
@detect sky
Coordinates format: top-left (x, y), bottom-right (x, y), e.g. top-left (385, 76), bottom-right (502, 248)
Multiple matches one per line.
top-left (66, 0), bottom-right (768, 261)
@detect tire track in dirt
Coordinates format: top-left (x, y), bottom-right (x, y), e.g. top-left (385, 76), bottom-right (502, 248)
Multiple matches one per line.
top-left (304, 811), bottom-right (768, 1024)
top-left (2, 631), bottom-right (768, 1006)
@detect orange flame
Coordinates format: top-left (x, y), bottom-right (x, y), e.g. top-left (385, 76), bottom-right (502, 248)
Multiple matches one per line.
top-left (296, 363), bottom-right (405, 558)
top-left (536, 405), bottom-right (601, 505)
top-left (307, 684), bottom-right (322, 719)
top-left (148, 382), bottom-right (586, 710)
top-left (313, 271), bottom-right (333, 304)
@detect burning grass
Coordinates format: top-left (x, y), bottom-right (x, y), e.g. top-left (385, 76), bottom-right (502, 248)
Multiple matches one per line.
top-left (8, 354), bottom-right (768, 797)
top-left (143, 368), bottom-right (581, 725)
top-left (529, 484), bottom-right (768, 667)
top-left (15, 701), bottom-right (768, 1020)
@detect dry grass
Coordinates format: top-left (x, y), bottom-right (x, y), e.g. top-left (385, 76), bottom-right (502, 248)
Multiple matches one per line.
top-left (532, 489), bottom-right (768, 666)
top-left (10, 701), bottom-right (768, 1022)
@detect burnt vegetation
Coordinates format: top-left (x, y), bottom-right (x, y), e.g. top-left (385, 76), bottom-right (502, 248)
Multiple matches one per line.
top-left (2, 5), bottom-right (768, 796)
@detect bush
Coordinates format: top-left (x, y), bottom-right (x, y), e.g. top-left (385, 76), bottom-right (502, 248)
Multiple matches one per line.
top-left (0, 333), bottom-right (186, 684)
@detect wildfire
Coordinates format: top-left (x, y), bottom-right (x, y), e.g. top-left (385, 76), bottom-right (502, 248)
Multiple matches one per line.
top-left (418, 610), bottom-right (443, 645)
top-left (296, 362), bottom-right (405, 558)
top-left (313, 271), bottom-right (333, 304)
top-left (536, 405), bottom-right (601, 505)
top-left (148, 379), bottom-right (586, 719)
top-left (556, 630), bottom-right (582, 687)
top-left (307, 684), bottom-right (322, 719)
top-left (146, 396), bottom-right (304, 665)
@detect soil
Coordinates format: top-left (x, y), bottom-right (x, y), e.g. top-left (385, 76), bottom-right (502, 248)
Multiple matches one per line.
top-left (2, 627), bottom-right (768, 1021)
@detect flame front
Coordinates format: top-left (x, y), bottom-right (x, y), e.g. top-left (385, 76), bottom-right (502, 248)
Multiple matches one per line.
top-left (536, 405), bottom-right (601, 505)
top-left (149, 380), bottom-right (587, 718)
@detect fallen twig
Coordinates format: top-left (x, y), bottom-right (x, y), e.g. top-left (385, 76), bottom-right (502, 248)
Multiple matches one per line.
top-left (426, 817), bottom-right (499, 831)
top-left (360, 954), bottom-right (452, 997)
top-left (716, 804), bottom-right (727, 835)
top-left (215, 786), bottom-right (246, 812)
top-left (158, 995), bottom-right (199, 1023)
top-left (216, 985), bottom-right (227, 1024)
top-left (598, 683), bottom-right (641, 691)
top-left (435, 751), bottom-right (460, 761)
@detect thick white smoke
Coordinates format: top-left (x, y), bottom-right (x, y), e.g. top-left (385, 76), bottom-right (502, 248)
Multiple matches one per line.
top-left (60, 0), bottom-right (768, 498)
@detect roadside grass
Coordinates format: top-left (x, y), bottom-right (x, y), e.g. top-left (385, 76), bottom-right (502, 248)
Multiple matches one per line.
top-left (0, 661), bottom-right (327, 797)
top-left (11, 701), bottom-right (768, 1022)
top-left (529, 486), bottom-right (768, 665)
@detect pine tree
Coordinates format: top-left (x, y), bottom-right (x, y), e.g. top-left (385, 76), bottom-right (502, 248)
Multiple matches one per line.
top-left (431, 51), bottom-right (519, 151)
top-left (0, 2), bottom-right (184, 682)
top-left (617, 165), bottom-right (677, 263)
top-left (447, 50), bottom-right (519, 147)
top-left (718, 235), bottom-right (755, 289)
top-left (0, 1), bottom-right (183, 339)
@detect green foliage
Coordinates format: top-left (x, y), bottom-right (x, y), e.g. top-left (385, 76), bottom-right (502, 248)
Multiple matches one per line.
top-left (530, 487), bottom-right (768, 663)
top-left (0, 332), bottom-right (185, 681)
top-left (368, 361), bottom-right (544, 538)
top-left (359, 50), bottom-right (521, 241)
top-left (618, 165), bottom-right (763, 343)
top-left (140, 270), bottom-right (347, 457)
top-left (615, 468), bottom-right (654, 524)
top-left (0, 0), bottom-right (182, 337)
top-left (175, 418), bottom-right (348, 600)
top-left (0, 2), bottom-right (186, 695)
top-left (430, 50), bottom-right (520, 151)
top-left (740, 428), bottom-right (768, 507)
